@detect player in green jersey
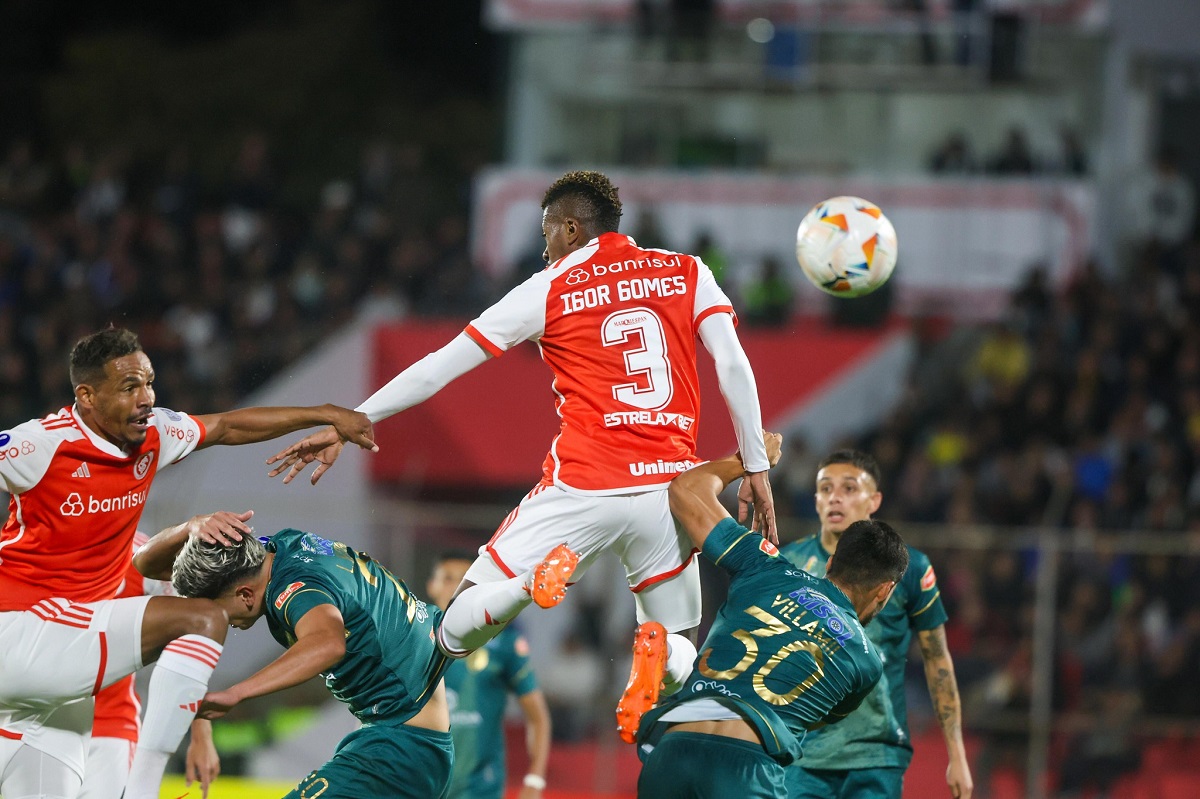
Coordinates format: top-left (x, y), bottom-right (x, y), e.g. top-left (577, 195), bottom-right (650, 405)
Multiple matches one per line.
top-left (780, 449), bottom-right (973, 799)
top-left (427, 552), bottom-right (552, 799)
top-left (156, 517), bottom-right (453, 799)
top-left (634, 433), bottom-right (910, 799)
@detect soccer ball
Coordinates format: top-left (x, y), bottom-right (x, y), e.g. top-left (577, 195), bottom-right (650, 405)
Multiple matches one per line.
top-left (795, 196), bottom-right (898, 297)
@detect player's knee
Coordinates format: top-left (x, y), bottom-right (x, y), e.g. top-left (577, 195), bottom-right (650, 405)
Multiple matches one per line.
top-left (178, 598), bottom-right (229, 643)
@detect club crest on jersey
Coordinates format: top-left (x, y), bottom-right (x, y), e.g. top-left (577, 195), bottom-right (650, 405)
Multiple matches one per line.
top-left (133, 452), bottom-right (154, 479)
top-left (274, 581), bottom-right (305, 609)
top-left (921, 564), bottom-right (937, 591)
top-left (759, 539), bottom-right (779, 557)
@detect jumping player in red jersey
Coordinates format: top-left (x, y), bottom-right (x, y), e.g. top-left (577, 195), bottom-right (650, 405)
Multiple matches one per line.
top-left (0, 327), bottom-right (374, 799)
top-left (79, 533), bottom-right (220, 799)
top-left (268, 171), bottom-right (776, 734)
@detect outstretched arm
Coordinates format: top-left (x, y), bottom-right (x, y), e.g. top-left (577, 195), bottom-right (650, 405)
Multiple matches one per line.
top-left (917, 626), bottom-right (974, 799)
top-left (133, 510), bottom-right (255, 581)
top-left (516, 690), bottom-right (552, 799)
top-left (267, 334), bottom-right (490, 484)
top-left (198, 604), bottom-right (347, 719)
top-left (697, 314), bottom-right (776, 543)
top-left (356, 333), bottom-right (492, 423)
top-left (668, 432), bottom-right (782, 551)
top-left (195, 404), bottom-right (376, 452)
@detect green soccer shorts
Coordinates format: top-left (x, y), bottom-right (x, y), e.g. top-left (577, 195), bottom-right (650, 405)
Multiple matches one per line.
top-left (283, 723), bottom-right (453, 799)
top-left (638, 731), bottom-right (786, 799)
top-left (786, 764), bottom-right (905, 799)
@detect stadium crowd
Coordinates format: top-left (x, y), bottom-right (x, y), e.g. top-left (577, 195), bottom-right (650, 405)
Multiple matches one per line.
top-left (779, 238), bottom-right (1200, 794)
top-left (0, 136), bottom-right (488, 429)
top-left (5, 132), bottom-right (1200, 795)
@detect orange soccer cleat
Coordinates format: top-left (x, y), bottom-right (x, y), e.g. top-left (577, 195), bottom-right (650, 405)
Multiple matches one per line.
top-left (528, 543), bottom-right (579, 609)
top-left (616, 621), bottom-right (668, 744)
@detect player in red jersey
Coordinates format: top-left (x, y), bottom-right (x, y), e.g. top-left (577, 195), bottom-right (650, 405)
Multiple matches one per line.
top-left (79, 533), bottom-right (220, 799)
top-left (268, 171), bottom-right (775, 723)
top-left (0, 327), bottom-right (374, 799)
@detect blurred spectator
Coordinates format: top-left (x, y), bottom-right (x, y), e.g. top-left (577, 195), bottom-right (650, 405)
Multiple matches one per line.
top-left (1057, 684), bottom-right (1142, 797)
top-left (951, 0), bottom-right (981, 66)
top-left (778, 434), bottom-right (821, 521)
top-left (666, 0), bottom-right (715, 62)
top-left (988, 127), bottom-right (1037, 175)
top-left (1009, 263), bottom-right (1052, 336)
top-left (691, 230), bottom-right (729, 287)
top-left (631, 208), bottom-right (669, 251)
top-left (1125, 149), bottom-right (1196, 275)
top-left (635, 0), bottom-right (668, 43)
top-left (1053, 126), bottom-right (1089, 176)
top-left (967, 320), bottom-right (1031, 401)
top-left (742, 254), bottom-right (793, 326)
top-left (929, 132), bottom-right (978, 174)
top-left (535, 632), bottom-right (605, 742)
top-left (0, 140), bottom-right (49, 212)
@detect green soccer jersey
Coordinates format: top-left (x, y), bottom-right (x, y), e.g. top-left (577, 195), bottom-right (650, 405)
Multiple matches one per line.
top-left (637, 518), bottom-right (885, 767)
top-left (780, 533), bottom-right (948, 770)
top-left (445, 625), bottom-right (539, 799)
top-left (263, 529), bottom-right (449, 725)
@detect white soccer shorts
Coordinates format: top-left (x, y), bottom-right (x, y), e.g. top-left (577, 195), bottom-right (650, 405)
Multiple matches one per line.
top-left (77, 735), bottom-right (135, 799)
top-left (0, 595), bottom-right (151, 781)
top-left (468, 482), bottom-right (702, 632)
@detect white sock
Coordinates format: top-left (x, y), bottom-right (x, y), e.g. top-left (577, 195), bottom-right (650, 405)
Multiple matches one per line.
top-left (438, 574), bottom-right (533, 656)
top-left (124, 635), bottom-right (222, 799)
top-left (662, 633), bottom-right (698, 696)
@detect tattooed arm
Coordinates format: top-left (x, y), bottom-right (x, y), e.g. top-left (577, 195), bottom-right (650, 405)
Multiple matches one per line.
top-left (918, 625), bottom-right (974, 799)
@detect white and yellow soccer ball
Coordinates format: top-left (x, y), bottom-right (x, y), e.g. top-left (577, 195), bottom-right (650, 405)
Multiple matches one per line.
top-left (795, 196), bottom-right (898, 297)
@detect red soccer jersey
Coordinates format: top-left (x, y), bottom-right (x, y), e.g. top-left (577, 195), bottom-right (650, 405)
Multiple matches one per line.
top-left (0, 406), bottom-right (205, 611)
top-left (92, 531), bottom-right (174, 742)
top-left (465, 233), bottom-right (734, 494)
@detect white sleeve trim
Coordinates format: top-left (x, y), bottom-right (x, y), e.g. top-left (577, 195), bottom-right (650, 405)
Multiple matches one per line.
top-left (355, 334), bottom-right (491, 423)
top-left (697, 313), bottom-right (770, 473)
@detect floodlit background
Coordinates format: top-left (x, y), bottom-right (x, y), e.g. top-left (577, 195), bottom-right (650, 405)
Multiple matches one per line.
top-left (1, 1), bottom-right (1199, 797)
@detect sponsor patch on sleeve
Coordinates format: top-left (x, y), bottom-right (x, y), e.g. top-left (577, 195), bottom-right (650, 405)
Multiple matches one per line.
top-left (759, 539), bottom-right (779, 557)
top-left (274, 581), bottom-right (306, 609)
top-left (920, 565), bottom-right (937, 591)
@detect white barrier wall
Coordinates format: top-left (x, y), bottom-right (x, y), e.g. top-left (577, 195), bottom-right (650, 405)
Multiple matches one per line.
top-left (473, 168), bottom-right (1095, 319)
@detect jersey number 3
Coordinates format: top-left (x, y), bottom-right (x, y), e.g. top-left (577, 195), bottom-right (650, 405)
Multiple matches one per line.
top-left (602, 308), bottom-right (673, 410)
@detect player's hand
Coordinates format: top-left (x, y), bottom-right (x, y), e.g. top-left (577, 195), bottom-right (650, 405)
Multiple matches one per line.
top-left (185, 719), bottom-right (220, 799)
top-left (517, 787), bottom-right (543, 799)
top-left (326, 406), bottom-right (378, 454)
top-left (198, 689), bottom-right (242, 720)
top-left (762, 431), bottom-right (783, 467)
top-left (947, 755), bottom-right (973, 798)
top-left (188, 510), bottom-right (254, 546)
top-left (267, 426), bottom-right (345, 485)
top-left (739, 471), bottom-right (778, 545)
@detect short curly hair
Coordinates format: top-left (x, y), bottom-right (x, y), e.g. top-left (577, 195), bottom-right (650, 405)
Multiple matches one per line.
top-left (541, 170), bottom-right (622, 233)
top-left (69, 327), bottom-right (143, 387)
